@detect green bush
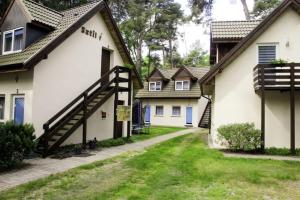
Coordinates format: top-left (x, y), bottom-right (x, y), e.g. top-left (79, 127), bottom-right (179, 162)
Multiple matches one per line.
top-left (97, 137), bottom-right (132, 148)
top-left (265, 148), bottom-right (300, 156)
top-left (0, 121), bottom-right (35, 170)
top-left (217, 123), bottom-right (261, 151)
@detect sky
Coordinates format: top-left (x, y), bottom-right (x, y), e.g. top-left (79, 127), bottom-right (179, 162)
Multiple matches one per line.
top-left (175, 0), bottom-right (255, 56)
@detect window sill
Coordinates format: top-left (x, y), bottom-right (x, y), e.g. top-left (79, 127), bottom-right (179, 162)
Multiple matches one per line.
top-left (154, 115), bottom-right (164, 117)
top-left (2, 50), bottom-right (22, 55)
top-left (171, 115), bottom-right (181, 117)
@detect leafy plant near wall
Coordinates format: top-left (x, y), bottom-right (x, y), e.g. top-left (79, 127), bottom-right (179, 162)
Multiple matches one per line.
top-left (265, 147), bottom-right (300, 156)
top-left (217, 123), bottom-right (261, 151)
top-left (0, 121), bottom-right (35, 170)
top-left (271, 59), bottom-right (288, 65)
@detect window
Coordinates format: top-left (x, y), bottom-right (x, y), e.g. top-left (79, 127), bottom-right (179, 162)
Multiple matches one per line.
top-left (175, 80), bottom-right (190, 90)
top-left (149, 81), bottom-right (161, 91)
top-left (258, 45), bottom-right (277, 64)
top-left (172, 106), bottom-right (181, 116)
top-left (0, 95), bottom-right (5, 120)
top-left (3, 28), bottom-right (24, 54)
top-left (155, 106), bottom-right (164, 116)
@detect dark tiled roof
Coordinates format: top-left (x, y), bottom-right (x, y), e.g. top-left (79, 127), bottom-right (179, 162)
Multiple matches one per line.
top-left (211, 20), bottom-right (261, 40)
top-left (159, 68), bottom-right (178, 79)
top-left (23, 0), bottom-right (63, 28)
top-left (136, 67), bottom-right (210, 99)
top-left (136, 81), bottom-right (201, 99)
top-left (185, 67), bottom-right (210, 79)
top-left (0, 0), bottom-right (103, 67)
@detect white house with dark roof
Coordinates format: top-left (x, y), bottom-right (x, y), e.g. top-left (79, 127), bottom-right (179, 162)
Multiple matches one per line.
top-left (0, 0), bottom-right (142, 156)
top-left (200, 0), bottom-right (300, 153)
top-left (136, 66), bottom-right (210, 128)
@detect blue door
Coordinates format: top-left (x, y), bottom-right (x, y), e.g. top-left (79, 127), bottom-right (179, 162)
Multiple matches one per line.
top-left (14, 96), bottom-right (24, 125)
top-left (186, 107), bottom-right (193, 125)
top-left (144, 105), bottom-right (151, 123)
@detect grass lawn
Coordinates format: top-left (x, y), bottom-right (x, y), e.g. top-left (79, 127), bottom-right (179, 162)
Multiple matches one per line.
top-left (130, 126), bottom-right (186, 142)
top-left (2, 130), bottom-right (300, 199)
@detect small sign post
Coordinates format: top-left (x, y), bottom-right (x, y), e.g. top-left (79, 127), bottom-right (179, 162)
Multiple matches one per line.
top-left (117, 105), bottom-right (131, 122)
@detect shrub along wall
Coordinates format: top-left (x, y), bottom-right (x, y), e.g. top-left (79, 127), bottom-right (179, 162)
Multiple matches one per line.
top-left (0, 121), bottom-right (35, 170)
top-left (217, 123), bottom-right (261, 151)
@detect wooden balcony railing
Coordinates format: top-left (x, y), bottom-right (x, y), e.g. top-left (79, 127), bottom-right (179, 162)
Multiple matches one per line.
top-left (253, 63), bottom-right (300, 91)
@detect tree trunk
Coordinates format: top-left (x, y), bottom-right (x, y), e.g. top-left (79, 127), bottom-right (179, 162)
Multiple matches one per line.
top-left (148, 49), bottom-right (151, 77)
top-left (136, 40), bottom-right (143, 75)
top-left (240, 0), bottom-right (250, 20)
top-left (169, 39), bottom-right (174, 68)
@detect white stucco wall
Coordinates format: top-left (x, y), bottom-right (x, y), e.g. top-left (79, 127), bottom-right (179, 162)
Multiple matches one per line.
top-left (32, 12), bottom-right (130, 144)
top-left (211, 8), bottom-right (300, 148)
top-left (0, 71), bottom-right (33, 124)
top-left (141, 98), bottom-right (208, 127)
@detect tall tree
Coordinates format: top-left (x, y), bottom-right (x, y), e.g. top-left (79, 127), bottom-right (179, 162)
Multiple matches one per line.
top-left (251, 0), bottom-right (282, 19)
top-left (152, 0), bottom-right (183, 68)
top-left (187, 0), bottom-right (214, 24)
top-left (183, 40), bottom-right (209, 67)
top-left (240, 0), bottom-right (251, 20)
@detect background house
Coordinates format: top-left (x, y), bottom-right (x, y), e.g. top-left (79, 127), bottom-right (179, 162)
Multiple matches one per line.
top-left (136, 66), bottom-right (210, 128)
top-left (200, 0), bottom-right (300, 152)
top-left (0, 0), bottom-right (142, 156)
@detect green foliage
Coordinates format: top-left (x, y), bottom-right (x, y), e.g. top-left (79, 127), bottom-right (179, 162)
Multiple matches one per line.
top-left (0, 121), bottom-right (35, 170)
top-left (218, 123), bottom-right (261, 151)
top-left (97, 138), bottom-right (133, 148)
top-left (270, 58), bottom-right (288, 64)
top-left (251, 0), bottom-right (282, 19)
top-left (141, 54), bottom-right (161, 79)
top-left (265, 147), bottom-right (300, 156)
top-left (183, 40), bottom-right (209, 67)
top-left (188, 0), bottom-right (214, 24)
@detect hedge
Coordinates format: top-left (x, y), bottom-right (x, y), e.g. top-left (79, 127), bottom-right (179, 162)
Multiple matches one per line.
top-left (0, 121), bottom-right (35, 170)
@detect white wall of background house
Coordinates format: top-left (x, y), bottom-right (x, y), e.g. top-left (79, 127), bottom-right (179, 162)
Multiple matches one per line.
top-left (211, 8), bottom-right (300, 148)
top-left (143, 98), bottom-right (208, 128)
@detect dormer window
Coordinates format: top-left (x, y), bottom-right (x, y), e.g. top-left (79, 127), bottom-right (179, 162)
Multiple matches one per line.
top-left (149, 81), bottom-right (161, 91)
top-left (175, 80), bottom-right (190, 91)
top-left (3, 28), bottom-right (24, 55)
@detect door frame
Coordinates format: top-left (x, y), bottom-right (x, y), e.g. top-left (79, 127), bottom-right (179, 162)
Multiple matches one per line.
top-left (101, 48), bottom-right (113, 84)
top-left (12, 94), bottom-right (25, 124)
top-left (144, 104), bottom-right (151, 123)
top-left (115, 100), bottom-right (124, 138)
top-left (185, 106), bottom-right (193, 126)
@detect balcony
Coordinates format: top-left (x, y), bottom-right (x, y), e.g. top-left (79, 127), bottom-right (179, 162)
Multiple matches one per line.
top-left (253, 63), bottom-right (299, 154)
top-left (253, 63), bottom-right (300, 91)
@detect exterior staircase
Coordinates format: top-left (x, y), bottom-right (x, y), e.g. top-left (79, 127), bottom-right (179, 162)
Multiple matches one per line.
top-left (198, 101), bottom-right (211, 128)
top-left (36, 66), bottom-right (131, 157)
